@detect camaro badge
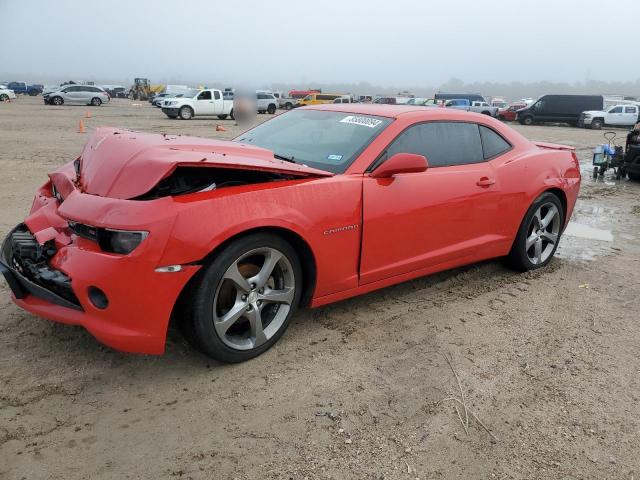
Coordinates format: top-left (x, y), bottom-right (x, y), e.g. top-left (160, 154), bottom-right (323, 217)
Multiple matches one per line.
top-left (323, 224), bottom-right (360, 235)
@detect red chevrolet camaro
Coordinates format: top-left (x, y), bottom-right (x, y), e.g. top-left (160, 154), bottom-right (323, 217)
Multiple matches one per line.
top-left (1, 105), bottom-right (580, 362)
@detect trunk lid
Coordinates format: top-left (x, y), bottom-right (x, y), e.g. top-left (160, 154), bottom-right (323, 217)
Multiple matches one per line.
top-left (76, 127), bottom-right (333, 199)
top-left (533, 141), bottom-right (575, 151)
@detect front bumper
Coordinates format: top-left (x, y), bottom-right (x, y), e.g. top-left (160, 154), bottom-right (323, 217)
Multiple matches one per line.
top-left (578, 114), bottom-right (592, 127)
top-left (1, 183), bottom-right (201, 354)
top-left (162, 107), bottom-right (180, 116)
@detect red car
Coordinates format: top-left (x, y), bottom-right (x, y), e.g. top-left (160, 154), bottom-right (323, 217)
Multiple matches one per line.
top-left (498, 102), bottom-right (528, 121)
top-left (0, 105), bottom-right (580, 362)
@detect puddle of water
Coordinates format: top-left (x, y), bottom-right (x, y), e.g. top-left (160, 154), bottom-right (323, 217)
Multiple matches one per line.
top-left (563, 222), bottom-right (613, 242)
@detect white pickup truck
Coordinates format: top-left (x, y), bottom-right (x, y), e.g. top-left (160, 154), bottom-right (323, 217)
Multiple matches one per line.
top-left (161, 88), bottom-right (233, 120)
top-left (579, 104), bottom-right (640, 129)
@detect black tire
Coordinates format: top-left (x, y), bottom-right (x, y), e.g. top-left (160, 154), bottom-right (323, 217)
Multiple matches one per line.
top-left (217, 114), bottom-right (228, 120)
top-left (177, 233), bottom-right (303, 363)
top-left (267, 104), bottom-right (276, 114)
top-left (167, 115), bottom-right (177, 119)
top-left (258, 110), bottom-right (265, 114)
top-left (179, 106), bottom-right (193, 120)
top-left (506, 192), bottom-right (564, 271)
top-left (628, 171), bottom-right (640, 182)
top-left (521, 115), bottom-right (534, 126)
top-left (285, 102), bottom-right (293, 110)
top-left (593, 167), bottom-right (599, 179)
top-left (230, 109), bottom-right (234, 120)
top-left (590, 118), bottom-right (603, 130)
top-left (497, 114), bottom-right (505, 120)
top-left (481, 110), bottom-right (491, 116)
top-left (91, 97), bottom-right (102, 107)
top-left (28, 90), bottom-right (38, 96)
top-left (51, 96), bottom-right (63, 105)
top-left (0, 94), bottom-right (8, 102)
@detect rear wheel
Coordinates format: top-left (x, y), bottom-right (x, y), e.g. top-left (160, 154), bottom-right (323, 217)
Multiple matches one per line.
top-left (506, 192), bottom-right (564, 271)
top-left (179, 106), bottom-right (193, 120)
top-left (178, 233), bottom-right (302, 363)
top-left (285, 102), bottom-right (293, 110)
top-left (230, 109), bottom-right (235, 120)
top-left (217, 114), bottom-right (228, 120)
top-left (0, 94), bottom-right (8, 102)
top-left (628, 171), bottom-right (640, 182)
top-left (91, 97), bottom-right (102, 106)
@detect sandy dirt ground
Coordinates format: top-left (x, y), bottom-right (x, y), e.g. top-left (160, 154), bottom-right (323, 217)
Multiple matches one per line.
top-left (1, 96), bottom-right (639, 480)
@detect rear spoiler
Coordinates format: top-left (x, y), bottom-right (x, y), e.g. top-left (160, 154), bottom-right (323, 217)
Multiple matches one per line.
top-left (533, 141), bottom-right (575, 151)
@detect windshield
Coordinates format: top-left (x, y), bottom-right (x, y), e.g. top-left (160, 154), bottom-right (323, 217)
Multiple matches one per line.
top-left (234, 110), bottom-right (392, 173)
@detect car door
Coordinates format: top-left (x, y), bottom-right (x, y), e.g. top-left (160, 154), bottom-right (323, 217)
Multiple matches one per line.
top-left (63, 86), bottom-right (81, 104)
top-left (194, 90), bottom-right (214, 115)
top-left (607, 106), bottom-right (624, 125)
top-left (623, 106), bottom-right (638, 125)
top-left (360, 121), bottom-right (506, 285)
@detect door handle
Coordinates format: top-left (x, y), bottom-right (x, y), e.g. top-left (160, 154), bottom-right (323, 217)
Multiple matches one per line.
top-left (476, 177), bottom-right (495, 187)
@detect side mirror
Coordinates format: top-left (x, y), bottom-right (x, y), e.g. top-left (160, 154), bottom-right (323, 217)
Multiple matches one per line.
top-left (370, 153), bottom-right (428, 178)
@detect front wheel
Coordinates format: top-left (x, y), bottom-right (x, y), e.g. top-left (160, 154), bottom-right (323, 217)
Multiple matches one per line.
top-left (91, 97), bottom-right (102, 106)
top-left (521, 115), bottom-right (534, 126)
top-left (51, 96), bottom-right (63, 105)
top-left (590, 118), bottom-right (603, 130)
top-left (267, 104), bottom-right (276, 114)
top-left (0, 94), bottom-right (8, 102)
top-left (506, 192), bottom-right (564, 271)
top-left (179, 106), bottom-right (193, 120)
top-left (178, 233), bottom-right (302, 363)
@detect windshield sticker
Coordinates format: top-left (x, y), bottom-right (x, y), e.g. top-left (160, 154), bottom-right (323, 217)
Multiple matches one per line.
top-left (327, 154), bottom-right (343, 162)
top-left (340, 115), bottom-right (383, 128)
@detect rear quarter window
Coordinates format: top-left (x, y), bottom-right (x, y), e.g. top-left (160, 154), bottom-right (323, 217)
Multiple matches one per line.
top-left (479, 125), bottom-right (512, 159)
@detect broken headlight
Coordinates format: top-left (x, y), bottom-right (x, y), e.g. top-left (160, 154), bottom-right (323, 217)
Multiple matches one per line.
top-left (69, 222), bottom-right (148, 255)
top-left (97, 229), bottom-right (148, 255)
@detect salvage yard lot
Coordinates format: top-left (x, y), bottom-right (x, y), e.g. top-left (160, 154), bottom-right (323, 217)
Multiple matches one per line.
top-left (1, 97), bottom-right (639, 479)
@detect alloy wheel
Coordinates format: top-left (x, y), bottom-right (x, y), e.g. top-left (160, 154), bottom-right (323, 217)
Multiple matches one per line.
top-left (525, 202), bottom-right (560, 265)
top-left (212, 247), bottom-right (295, 350)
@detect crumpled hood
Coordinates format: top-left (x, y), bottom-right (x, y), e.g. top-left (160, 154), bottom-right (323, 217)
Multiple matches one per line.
top-left (77, 127), bottom-right (333, 199)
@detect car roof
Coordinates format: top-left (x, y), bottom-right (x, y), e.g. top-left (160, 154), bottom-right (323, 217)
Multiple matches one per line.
top-left (304, 103), bottom-right (469, 119)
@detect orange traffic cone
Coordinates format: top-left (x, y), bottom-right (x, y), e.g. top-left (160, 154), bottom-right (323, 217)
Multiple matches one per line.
top-left (216, 125), bottom-right (227, 132)
top-left (85, 110), bottom-right (92, 118)
top-left (78, 119), bottom-right (86, 133)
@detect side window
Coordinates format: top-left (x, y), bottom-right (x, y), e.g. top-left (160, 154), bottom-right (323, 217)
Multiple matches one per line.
top-left (198, 91), bottom-right (212, 100)
top-left (625, 106), bottom-right (636, 114)
top-left (214, 90), bottom-right (221, 100)
top-left (610, 106), bottom-right (623, 113)
top-left (385, 122), bottom-right (484, 168)
top-left (479, 125), bottom-right (511, 159)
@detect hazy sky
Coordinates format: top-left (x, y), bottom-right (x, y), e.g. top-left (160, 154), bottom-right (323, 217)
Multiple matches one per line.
top-left (1, 0), bottom-right (637, 87)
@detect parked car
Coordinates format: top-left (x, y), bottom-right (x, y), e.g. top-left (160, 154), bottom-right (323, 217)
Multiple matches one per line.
top-left (7, 81), bottom-right (42, 96)
top-left (0, 104), bottom-right (580, 362)
top-left (43, 85), bottom-right (110, 106)
top-left (578, 104), bottom-right (640, 130)
top-left (151, 93), bottom-right (173, 107)
top-left (434, 92), bottom-right (485, 104)
top-left (0, 86), bottom-right (17, 101)
top-left (296, 93), bottom-right (345, 106)
top-left (516, 95), bottom-right (604, 126)
top-left (444, 99), bottom-right (498, 116)
top-left (333, 96), bottom-right (353, 104)
top-left (161, 88), bottom-right (232, 120)
top-left (405, 97), bottom-right (437, 106)
top-left (497, 102), bottom-right (528, 121)
top-left (278, 90), bottom-right (320, 110)
top-left (256, 91), bottom-right (278, 114)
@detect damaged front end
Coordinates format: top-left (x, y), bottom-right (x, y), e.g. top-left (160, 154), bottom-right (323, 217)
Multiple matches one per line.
top-left (1, 224), bottom-right (82, 310)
